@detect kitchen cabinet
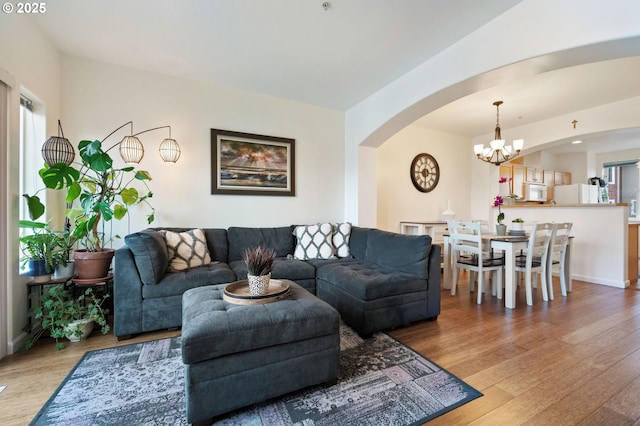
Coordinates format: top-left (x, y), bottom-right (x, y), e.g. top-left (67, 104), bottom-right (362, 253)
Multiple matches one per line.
top-left (499, 164), bottom-right (513, 179)
top-left (511, 164), bottom-right (525, 198)
top-left (500, 164), bottom-right (571, 200)
top-left (526, 167), bottom-right (543, 183)
top-left (543, 169), bottom-right (555, 201)
top-left (629, 223), bottom-right (638, 285)
top-left (554, 171), bottom-right (572, 186)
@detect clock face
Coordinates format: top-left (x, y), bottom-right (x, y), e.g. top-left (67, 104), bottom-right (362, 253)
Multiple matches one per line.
top-left (410, 153), bottom-right (440, 193)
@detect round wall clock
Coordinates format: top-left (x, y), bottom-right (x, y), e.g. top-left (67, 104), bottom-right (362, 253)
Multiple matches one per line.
top-left (410, 153), bottom-right (440, 193)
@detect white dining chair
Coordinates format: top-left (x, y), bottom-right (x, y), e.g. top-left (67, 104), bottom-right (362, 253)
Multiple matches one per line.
top-left (448, 220), bottom-right (504, 304)
top-left (547, 222), bottom-right (573, 299)
top-left (513, 222), bottom-right (555, 306)
top-left (473, 219), bottom-right (504, 295)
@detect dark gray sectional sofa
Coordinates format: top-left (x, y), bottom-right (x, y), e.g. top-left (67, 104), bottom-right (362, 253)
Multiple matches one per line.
top-left (114, 225), bottom-right (441, 339)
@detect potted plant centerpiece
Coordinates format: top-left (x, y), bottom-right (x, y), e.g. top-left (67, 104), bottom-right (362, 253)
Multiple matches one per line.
top-left (24, 138), bottom-right (155, 279)
top-left (493, 195), bottom-right (507, 236)
top-left (23, 283), bottom-right (110, 350)
top-left (242, 246), bottom-right (276, 295)
top-left (512, 217), bottom-right (525, 231)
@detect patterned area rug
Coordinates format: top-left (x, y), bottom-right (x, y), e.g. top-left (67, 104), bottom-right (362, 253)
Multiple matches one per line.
top-left (31, 326), bottom-right (481, 425)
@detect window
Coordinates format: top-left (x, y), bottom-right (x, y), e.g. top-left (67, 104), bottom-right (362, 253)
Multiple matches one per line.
top-left (603, 161), bottom-right (639, 217)
top-left (19, 94), bottom-right (46, 270)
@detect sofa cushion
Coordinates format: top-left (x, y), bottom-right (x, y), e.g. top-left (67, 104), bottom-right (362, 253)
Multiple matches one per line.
top-left (332, 222), bottom-right (352, 258)
top-left (229, 257), bottom-right (316, 281)
top-left (162, 228), bottom-right (212, 271)
top-left (142, 262), bottom-right (236, 299)
top-left (152, 227), bottom-right (229, 263)
top-left (293, 223), bottom-right (336, 260)
top-left (348, 227), bottom-right (369, 260)
top-left (316, 260), bottom-right (427, 301)
top-left (123, 230), bottom-right (169, 285)
top-left (365, 229), bottom-right (431, 279)
top-left (227, 226), bottom-right (295, 262)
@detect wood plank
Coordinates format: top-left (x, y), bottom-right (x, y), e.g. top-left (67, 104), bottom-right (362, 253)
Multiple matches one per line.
top-left (2, 276), bottom-right (640, 425)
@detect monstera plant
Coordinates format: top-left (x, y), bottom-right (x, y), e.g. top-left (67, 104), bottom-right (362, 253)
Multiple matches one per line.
top-left (24, 139), bottom-right (155, 279)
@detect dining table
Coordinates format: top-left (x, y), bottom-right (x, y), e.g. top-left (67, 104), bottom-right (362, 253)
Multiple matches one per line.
top-left (442, 233), bottom-right (572, 309)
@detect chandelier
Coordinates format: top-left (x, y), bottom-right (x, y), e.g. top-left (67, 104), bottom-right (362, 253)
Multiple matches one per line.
top-left (473, 101), bottom-right (524, 166)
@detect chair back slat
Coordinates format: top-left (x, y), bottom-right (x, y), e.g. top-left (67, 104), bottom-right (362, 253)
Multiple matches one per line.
top-left (550, 222), bottom-right (572, 256)
top-left (526, 222), bottom-right (555, 265)
top-left (447, 221), bottom-right (483, 256)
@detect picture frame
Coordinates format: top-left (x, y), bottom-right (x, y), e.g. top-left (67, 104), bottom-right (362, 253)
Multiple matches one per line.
top-left (211, 129), bottom-right (295, 196)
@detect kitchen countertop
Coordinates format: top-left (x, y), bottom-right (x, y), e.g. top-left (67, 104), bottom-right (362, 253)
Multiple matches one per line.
top-left (500, 203), bottom-right (629, 208)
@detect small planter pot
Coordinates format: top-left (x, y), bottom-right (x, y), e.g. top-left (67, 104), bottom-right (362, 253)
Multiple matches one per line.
top-left (54, 260), bottom-right (76, 280)
top-left (496, 224), bottom-right (507, 236)
top-left (247, 273), bottom-right (271, 296)
top-left (28, 259), bottom-right (52, 283)
top-left (64, 319), bottom-right (95, 342)
top-left (511, 222), bottom-right (524, 231)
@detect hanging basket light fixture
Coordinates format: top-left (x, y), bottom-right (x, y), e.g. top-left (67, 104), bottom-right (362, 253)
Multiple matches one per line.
top-left (41, 120), bottom-right (76, 166)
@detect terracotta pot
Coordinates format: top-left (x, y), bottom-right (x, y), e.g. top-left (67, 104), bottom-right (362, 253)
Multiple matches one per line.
top-left (73, 248), bottom-right (115, 279)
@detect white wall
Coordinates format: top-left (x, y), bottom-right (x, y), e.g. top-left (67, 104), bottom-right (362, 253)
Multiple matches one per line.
top-left (0, 13), bottom-right (62, 353)
top-left (499, 205), bottom-right (629, 288)
top-left (377, 126), bottom-right (471, 232)
top-left (347, 0), bottom-right (640, 226)
top-left (60, 56), bottom-right (345, 240)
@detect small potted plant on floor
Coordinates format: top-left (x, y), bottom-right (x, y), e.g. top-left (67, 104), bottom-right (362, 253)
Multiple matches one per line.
top-left (243, 246), bottom-right (276, 295)
top-left (23, 283), bottom-right (110, 350)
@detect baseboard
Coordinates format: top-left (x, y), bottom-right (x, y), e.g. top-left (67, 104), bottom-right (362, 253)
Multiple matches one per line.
top-left (571, 274), bottom-right (628, 289)
top-left (8, 331), bottom-right (27, 355)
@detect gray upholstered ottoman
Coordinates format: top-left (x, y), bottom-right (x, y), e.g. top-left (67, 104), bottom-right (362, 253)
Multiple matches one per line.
top-left (181, 281), bottom-right (340, 425)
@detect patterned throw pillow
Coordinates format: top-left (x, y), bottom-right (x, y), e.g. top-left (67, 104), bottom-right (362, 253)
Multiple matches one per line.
top-left (161, 229), bottom-right (212, 271)
top-left (293, 223), bottom-right (336, 260)
top-left (333, 222), bottom-right (352, 258)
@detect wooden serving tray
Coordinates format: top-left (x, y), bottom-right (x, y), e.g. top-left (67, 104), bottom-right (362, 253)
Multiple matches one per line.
top-left (223, 279), bottom-right (290, 305)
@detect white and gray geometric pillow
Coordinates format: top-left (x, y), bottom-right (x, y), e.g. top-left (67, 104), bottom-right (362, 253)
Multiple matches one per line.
top-left (293, 223), bottom-right (336, 260)
top-left (332, 222), bottom-right (352, 258)
top-left (161, 228), bottom-right (212, 271)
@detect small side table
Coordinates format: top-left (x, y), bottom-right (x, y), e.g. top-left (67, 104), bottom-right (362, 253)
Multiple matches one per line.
top-left (27, 274), bottom-right (114, 325)
top-left (26, 276), bottom-right (73, 325)
top-left (71, 274), bottom-right (114, 313)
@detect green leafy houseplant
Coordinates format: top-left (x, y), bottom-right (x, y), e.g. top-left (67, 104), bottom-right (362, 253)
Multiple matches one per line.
top-left (23, 284), bottom-right (110, 350)
top-left (19, 220), bottom-right (69, 275)
top-left (512, 217), bottom-right (524, 223)
top-left (242, 246), bottom-right (276, 276)
top-left (24, 139), bottom-right (155, 252)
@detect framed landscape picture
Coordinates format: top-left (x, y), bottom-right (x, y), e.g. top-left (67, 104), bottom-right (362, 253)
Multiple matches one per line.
top-left (211, 129), bottom-right (295, 196)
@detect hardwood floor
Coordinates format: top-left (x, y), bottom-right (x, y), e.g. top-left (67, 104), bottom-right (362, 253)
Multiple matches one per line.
top-left (1, 275), bottom-right (639, 425)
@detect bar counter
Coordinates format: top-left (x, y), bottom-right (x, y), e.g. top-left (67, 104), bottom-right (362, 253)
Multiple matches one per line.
top-left (493, 203), bottom-right (630, 288)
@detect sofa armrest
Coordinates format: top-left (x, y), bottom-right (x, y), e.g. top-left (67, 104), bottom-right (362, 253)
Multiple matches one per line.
top-left (426, 243), bottom-right (441, 318)
top-left (114, 247), bottom-right (144, 337)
